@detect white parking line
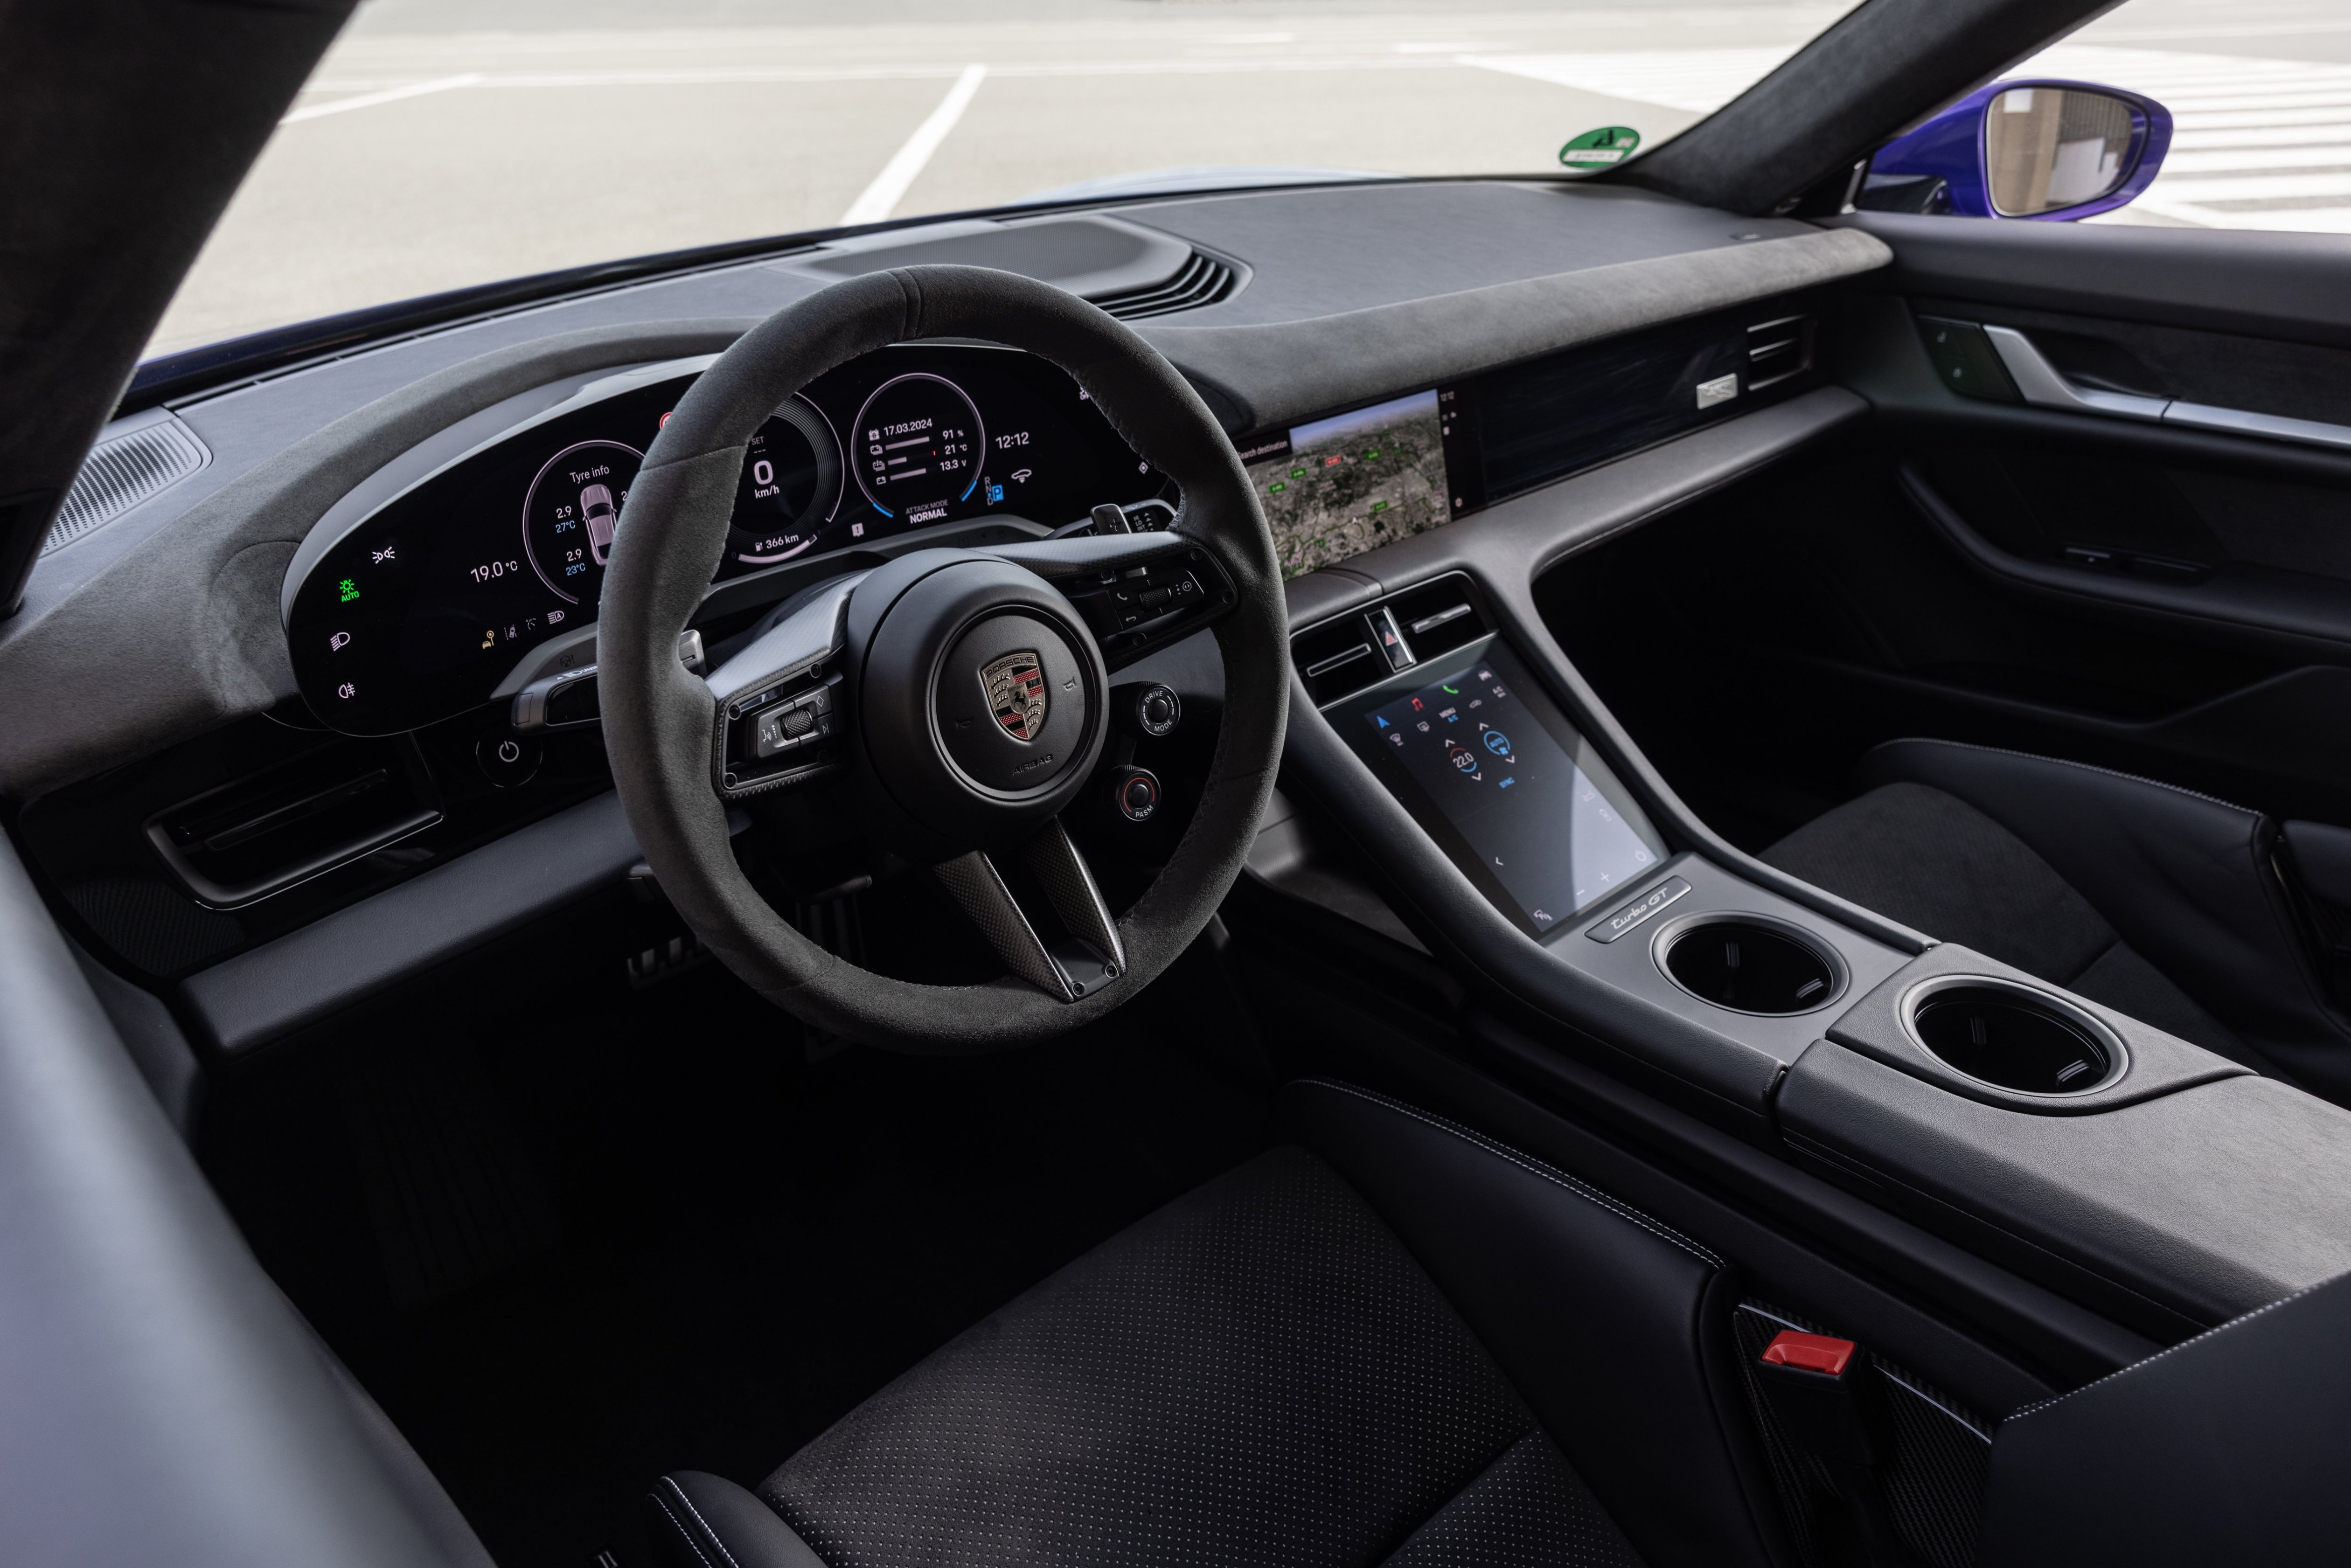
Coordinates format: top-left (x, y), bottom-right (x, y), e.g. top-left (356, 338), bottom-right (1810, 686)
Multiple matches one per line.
top-left (280, 74), bottom-right (481, 125)
top-left (841, 63), bottom-right (989, 227)
top-left (2165, 143), bottom-right (2351, 172)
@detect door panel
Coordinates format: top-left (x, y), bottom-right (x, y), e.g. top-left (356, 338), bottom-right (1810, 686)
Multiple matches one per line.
top-left (1542, 216), bottom-right (2351, 853)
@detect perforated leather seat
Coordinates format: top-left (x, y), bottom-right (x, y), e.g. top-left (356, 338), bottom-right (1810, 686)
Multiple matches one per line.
top-left (642, 1076), bottom-right (2351, 1568)
top-left (645, 1080), bottom-right (1786, 1568)
top-left (1761, 737), bottom-right (2351, 1103)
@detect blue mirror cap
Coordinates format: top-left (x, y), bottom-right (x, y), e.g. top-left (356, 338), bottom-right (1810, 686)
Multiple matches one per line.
top-left (1871, 78), bottom-right (2175, 222)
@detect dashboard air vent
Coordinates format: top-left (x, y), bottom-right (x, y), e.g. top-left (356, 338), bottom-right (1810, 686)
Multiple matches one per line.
top-left (146, 740), bottom-right (438, 909)
top-left (44, 416), bottom-right (209, 555)
top-left (1745, 314), bottom-right (1816, 392)
top-left (1094, 251), bottom-right (1238, 320)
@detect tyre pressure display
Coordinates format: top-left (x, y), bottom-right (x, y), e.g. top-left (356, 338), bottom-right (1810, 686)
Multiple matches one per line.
top-left (523, 439), bottom-right (642, 603)
top-left (854, 373), bottom-right (984, 520)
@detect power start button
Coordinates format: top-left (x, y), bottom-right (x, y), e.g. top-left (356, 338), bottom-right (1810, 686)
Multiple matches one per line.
top-left (1113, 766), bottom-right (1160, 822)
top-left (476, 735), bottom-right (542, 789)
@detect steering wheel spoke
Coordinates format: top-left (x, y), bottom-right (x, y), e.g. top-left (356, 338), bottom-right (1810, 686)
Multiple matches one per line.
top-left (935, 820), bottom-right (1124, 1002)
top-left (704, 573), bottom-right (863, 798)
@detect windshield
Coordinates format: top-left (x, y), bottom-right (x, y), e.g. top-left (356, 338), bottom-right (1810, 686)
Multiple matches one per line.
top-left (152, 0), bottom-right (1866, 360)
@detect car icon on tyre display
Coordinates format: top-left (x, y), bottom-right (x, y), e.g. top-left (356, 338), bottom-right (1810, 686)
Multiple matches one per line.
top-left (580, 483), bottom-right (619, 563)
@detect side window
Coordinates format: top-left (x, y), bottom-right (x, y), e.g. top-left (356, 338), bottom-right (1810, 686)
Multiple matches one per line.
top-left (1864, 0), bottom-right (2351, 236)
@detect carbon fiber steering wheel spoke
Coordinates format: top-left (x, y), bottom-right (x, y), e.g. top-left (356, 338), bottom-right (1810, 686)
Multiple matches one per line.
top-left (933, 818), bottom-right (1124, 1002)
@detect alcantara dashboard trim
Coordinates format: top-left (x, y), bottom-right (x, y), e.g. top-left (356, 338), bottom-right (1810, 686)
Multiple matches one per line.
top-left (0, 182), bottom-right (1890, 800)
top-left (0, 319), bottom-right (761, 800)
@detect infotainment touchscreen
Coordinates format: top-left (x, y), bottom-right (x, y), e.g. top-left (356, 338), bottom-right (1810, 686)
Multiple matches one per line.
top-left (1343, 637), bottom-right (1665, 937)
top-left (1241, 389), bottom-right (1467, 579)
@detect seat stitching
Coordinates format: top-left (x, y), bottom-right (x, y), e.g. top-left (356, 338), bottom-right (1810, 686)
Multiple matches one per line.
top-left (664, 1479), bottom-right (751, 1568)
top-left (1305, 1079), bottom-right (1724, 1269)
top-left (2004, 1273), bottom-right (2338, 1422)
top-left (1877, 736), bottom-right (2258, 821)
top-left (651, 1492), bottom-right (720, 1568)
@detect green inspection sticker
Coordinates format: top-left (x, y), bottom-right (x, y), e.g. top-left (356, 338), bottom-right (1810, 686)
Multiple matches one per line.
top-left (1560, 126), bottom-right (1641, 167)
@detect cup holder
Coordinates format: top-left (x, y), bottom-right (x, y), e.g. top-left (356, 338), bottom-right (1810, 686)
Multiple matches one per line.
top-left (1903, 976), bottom-right (2126, 1096)
top-left (1659, 917), bottom-right (1845, 1015)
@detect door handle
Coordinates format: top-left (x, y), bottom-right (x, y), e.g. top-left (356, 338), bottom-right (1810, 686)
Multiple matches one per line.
top-left (1982, 325), bottom-right (2351, 452)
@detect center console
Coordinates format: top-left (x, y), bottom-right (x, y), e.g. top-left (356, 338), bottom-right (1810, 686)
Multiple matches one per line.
top-left (1273, 563), bottom-right (2351, 1350)
top-left (1282, 572), bottom-right (1915, 1106)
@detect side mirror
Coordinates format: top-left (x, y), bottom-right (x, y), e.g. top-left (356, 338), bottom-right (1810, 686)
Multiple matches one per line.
top-left (1862, 80), bottom-right (2173, 220)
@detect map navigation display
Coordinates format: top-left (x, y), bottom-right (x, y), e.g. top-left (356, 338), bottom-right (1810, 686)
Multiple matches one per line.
top-left (1244, 390), bottom-right (1460, 578)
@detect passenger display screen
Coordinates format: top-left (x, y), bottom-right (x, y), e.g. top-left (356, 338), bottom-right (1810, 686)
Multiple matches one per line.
top-left (1242, 389), bottom-right (1467, 578)
top-left (1353, 641), bottom-right (1662, 934)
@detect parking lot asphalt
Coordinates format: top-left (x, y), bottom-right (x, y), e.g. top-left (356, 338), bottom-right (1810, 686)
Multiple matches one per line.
top-left (152, 0), bottom-right (2351, 357)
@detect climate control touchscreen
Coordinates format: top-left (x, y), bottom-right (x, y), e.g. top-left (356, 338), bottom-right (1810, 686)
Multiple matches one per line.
top-left (1353, 640), bottom-right (1662, 935)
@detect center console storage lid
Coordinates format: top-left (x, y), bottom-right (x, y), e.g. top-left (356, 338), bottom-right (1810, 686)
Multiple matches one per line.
top-left (1778, 1034), bottom-right (2351, 1333)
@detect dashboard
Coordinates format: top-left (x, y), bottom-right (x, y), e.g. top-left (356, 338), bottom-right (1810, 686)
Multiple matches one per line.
top-left (285, 344), bottom-right (1166, 734)
top-left (0, 180), bottom-right (1888, 1017)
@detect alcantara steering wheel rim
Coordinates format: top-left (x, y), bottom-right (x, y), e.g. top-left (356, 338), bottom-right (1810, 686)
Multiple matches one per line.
top-left (598, 265), bottom-right (1288, 1052)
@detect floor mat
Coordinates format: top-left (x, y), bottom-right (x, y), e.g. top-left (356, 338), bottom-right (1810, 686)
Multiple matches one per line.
top-left (342, 1044), bottom-right (561, 1311)
top-left (204, 917), bottom-right (1270, 1568)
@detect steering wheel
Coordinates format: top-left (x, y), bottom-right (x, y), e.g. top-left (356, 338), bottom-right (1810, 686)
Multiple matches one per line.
top-left (599, 265), bottom-right (1287, 1051)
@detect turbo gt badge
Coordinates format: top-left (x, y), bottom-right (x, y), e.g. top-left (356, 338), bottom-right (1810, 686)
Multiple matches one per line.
top-left (981, 651), bottom-right (1048, 742)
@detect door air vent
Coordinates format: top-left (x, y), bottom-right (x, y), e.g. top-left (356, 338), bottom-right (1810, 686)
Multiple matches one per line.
top-left (146, 739), bottom-right (438, 909)
top-left (44, 415), bottom-right (210, 555)
top-left (1094, 251), bottom-right (1239, 320)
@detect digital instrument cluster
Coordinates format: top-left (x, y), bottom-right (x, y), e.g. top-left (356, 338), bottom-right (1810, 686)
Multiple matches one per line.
top-left (288, 345), bottom-right (1164, 734)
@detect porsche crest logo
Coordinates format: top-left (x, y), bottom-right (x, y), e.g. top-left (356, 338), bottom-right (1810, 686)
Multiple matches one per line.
top-left (981, 651), bottom-right (1048, 742)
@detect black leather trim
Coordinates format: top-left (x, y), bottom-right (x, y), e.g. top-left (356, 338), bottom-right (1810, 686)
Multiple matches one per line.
top-left (0, 825), bottom-right (490, 1565)
top-left (2283, 819), bottom-right (2351, 908)
top-left (647, 1473), bottom-right (826, 1568)
top-left (1450, 1013), bottom-right (2150, 1396)
top-left (1860, 737), bottom-right (2351, 1100)
top-left (1282, 1079), bottom-right (1789, 1568)
top-left (1978, 1267), bottom-right (2351, 1568)
top-left (181, 790), bottom-right (642, 1056)
top-left (317, 1335), bottom-right (497, 1568)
